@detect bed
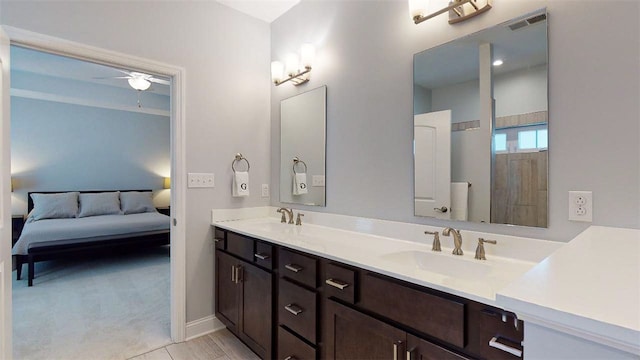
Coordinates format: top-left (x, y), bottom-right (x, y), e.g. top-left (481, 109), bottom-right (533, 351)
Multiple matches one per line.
top-left (13, 190), bottom-right (170, 286)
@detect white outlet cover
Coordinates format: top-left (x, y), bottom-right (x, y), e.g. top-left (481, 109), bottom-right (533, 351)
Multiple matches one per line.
top-left (261, 184), bottom-right (270, 198)
top-left (569, 191), bottom-right (593, 222)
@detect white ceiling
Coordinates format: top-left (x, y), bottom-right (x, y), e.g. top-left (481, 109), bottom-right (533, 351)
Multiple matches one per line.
top-left (216, 0), bottom-right (299, 23)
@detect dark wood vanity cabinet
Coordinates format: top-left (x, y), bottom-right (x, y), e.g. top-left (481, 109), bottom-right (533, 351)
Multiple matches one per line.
top-left (215, 227), bottom-right (523, 360)
top-left (214, 232), bottom-right (274, 359)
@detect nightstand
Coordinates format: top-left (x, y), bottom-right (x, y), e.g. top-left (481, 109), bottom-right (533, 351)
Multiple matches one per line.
top-left (157, 207), bottom-right (170, 216)
top-left (12, 215), bottom-right (25, 247)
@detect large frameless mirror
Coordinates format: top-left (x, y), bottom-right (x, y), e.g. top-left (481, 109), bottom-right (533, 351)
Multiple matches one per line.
top-left (413, 9), bottom-right (548, 227)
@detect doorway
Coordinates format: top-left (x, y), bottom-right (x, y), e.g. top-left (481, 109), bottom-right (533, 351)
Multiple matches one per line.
top-left (0, 26), bottom-right (187, 358)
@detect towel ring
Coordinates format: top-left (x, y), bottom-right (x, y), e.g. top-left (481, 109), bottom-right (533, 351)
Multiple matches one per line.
top-left (232, 153), bottom-right (250, 173)
top-left (292, 157), bottom-right (307, 174)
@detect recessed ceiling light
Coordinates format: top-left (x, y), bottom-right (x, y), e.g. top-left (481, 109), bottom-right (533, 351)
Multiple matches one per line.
top-left (493, 59), bottom-right (504, 66)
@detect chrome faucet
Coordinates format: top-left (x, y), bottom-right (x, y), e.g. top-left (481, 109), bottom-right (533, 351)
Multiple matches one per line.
top-left (442, 227), bottom-right (463, 255)
top-left (277, 208), bottom-right (294, 224)
top-left (424, 231), bottom-right (441, 251)
top-left (475, 238), bottom-right (497, 260)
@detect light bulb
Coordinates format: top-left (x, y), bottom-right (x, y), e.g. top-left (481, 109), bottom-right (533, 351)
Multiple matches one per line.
top-left (285, 53), bottom-right (300, 76)
top-left (300, 44), bottom-right (315, 69)
top-left (409, 0), bottom-right (429, 20)
top-left (128, 77), bottom-right (151, 91)
top-left (493, 59), bottom-right (504, 66)
top-left (271, 61), bottom-right (284, 83)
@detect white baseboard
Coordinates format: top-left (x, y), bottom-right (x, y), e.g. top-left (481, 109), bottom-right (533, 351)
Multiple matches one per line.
top-left (185, 315), bottom-right (226, 341)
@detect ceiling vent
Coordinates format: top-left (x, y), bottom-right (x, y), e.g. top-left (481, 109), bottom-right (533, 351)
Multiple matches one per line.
top-left (508, 13), bottom-right (547, 31)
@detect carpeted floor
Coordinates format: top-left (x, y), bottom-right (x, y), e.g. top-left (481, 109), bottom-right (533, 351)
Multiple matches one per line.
top-left (12, 246), bottom-right (172, 360)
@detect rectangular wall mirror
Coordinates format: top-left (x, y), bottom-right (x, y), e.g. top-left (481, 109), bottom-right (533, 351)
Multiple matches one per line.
top-left (413, 9), bottom-right (548, 227)
top-left (280, 85), bottom-right (327, 206)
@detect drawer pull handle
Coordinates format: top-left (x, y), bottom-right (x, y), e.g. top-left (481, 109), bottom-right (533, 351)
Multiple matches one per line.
top-left (489, 336), bottom-right (522, 358)
top-left (254, 253), bottom-right (270, 260)
top-left (214, 238), bottom-right (221, 243)
top-left (231, 265), bottom-right (236, 283)
top-left (284, 357), bottom-right (296, 360)
top-left (406, 348), bottom-right (414, 360)
top-left (393, 341), bottom-right (402, 360)
top-left (284, 303), bottom-right (303, 316)
top-left (325, 278), bottom-right (350, 290)
top-left (285, 264), bottom-right (303, 273)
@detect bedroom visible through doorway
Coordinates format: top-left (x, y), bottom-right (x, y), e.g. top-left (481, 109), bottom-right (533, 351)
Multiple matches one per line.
top-left (9, 45), bottom-right (173, 359)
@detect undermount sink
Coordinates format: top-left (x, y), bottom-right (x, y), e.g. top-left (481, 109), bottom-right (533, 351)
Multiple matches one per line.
top-left (379, 250), bottom-right (491, 280)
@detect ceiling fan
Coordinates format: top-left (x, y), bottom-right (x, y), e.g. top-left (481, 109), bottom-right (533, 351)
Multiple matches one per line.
top-left (95, 69), bottom-right (170, 91)
top-left (95, 70), bottom-right (170, 108)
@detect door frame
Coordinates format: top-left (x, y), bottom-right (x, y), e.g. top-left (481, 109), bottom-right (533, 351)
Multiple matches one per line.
top-left (2, 25), bottom-right (187, 349)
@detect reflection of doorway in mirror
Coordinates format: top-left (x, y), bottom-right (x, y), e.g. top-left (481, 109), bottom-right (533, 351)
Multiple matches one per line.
top-left (414, 110), bottom-right (451, 219)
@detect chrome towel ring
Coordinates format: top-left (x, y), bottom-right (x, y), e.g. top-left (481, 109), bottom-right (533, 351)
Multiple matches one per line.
top-left (232, 153), bottom-right (250, 173)
top-left (292, 157), bottom-right (307, 174)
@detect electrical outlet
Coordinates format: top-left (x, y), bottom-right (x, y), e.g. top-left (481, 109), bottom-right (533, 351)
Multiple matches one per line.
top-left (261, 184), bottom-right (270, 198)
top-left (312, 175), bottom-right (325, 187)
top-left (569, 191), bottom-right (592, 222)
top-left (188, 173), bottom-right (215, 188)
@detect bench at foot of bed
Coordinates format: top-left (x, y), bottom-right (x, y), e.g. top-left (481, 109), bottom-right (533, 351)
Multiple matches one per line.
top-left (15, 230), bottom-right (170, 287)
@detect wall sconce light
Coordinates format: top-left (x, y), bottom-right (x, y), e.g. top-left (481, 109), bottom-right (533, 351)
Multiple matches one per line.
top-left (163, 177), bottom-right (171, 189)
top-left (271, 44), bottom-right (315, 86)
top-left (409, 0), bottom-right (491, 25)
top-left (10, 177), bottom-right (15, 192)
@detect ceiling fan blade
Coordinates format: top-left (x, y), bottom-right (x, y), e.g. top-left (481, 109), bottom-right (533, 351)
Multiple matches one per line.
top-left (93, 76), bottom-right (131, 80)
top-left (148, 77), bottom-right (170, 85)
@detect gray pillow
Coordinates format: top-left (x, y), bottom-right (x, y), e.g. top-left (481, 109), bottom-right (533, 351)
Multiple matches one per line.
top-left (30, 192), bottom-right (79, 221)
top-left (78, 192), bottom-right (121, 218)
top-left (120, 191), bottom-right (156, 215)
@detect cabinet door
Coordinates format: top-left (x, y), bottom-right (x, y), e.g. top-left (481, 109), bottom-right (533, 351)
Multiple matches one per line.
top-left (215, 251), bottom-right (240, 332)
top-left (406, 334), bottom-right (470, 360)
top-left (240, 259), bottom-right (273, 359)
top-left (326, 300), bottom-right (406, 360)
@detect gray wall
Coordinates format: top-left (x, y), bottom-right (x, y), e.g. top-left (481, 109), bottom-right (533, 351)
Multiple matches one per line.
top-left (271, 0), bottom-right (640, 242)
top-left (1, 1), bottom-right (271, 322)
top-left (10, 96), bottom-right (170, 214)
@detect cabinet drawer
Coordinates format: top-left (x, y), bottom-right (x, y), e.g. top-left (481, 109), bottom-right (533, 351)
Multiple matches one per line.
top-left (478, 308), bottom-right (523, 360)
top-left (254, 242), bottom-right (274, 269)
top-left (324, 263), bottom-right (356, 303)
top-left (279, 278), bottom-right (317, 343)
top-left (279, 248), bottom-right (317, 288)
top-left (360, 273), bottom-right (465, 348)
top-left (277, 326), bottom-right (316, 360)
top-left (227, 232), bottom-right (255, 262)
top-left (214, 228), bottom-right (226, 250)
top-left (407, 333), bottom-right (470, 360)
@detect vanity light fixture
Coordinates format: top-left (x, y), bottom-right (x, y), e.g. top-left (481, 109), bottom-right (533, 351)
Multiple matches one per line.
top-left (163, 177), bottom-right (171, 189)
top-left (271, 44), bottom-right (315, 86)
top-left (409, 0), bottom-right (492, 25)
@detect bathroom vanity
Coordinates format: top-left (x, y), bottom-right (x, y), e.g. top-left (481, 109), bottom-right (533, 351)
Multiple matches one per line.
top-left (212, 210), bottom-right (639, 360)
top-left (212, 212), bottom-right (555, 359)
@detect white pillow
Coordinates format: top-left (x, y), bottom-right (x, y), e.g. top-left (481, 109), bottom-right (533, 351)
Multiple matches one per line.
top-left (120, 191), bottom-right (156, 215)
top-left (30, 192), bottom-right (79, 221)
top-left (78, 192), bottom-right (121, 218)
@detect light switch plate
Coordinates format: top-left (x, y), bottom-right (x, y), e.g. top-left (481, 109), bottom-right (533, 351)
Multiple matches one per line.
top-left (188, 173), bottom-right (215, 188)
top-left (569, 191), bottom-right (592, 222)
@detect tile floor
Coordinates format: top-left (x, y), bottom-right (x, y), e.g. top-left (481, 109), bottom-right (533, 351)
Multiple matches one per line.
top-left (128, 328), bottom-right (260, 360)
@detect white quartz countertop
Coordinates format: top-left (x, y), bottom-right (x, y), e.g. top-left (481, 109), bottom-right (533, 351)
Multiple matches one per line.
top-left (496, 226), bottom-right (640, 355)
top-left (213, 216), bottom-right (544, 307)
